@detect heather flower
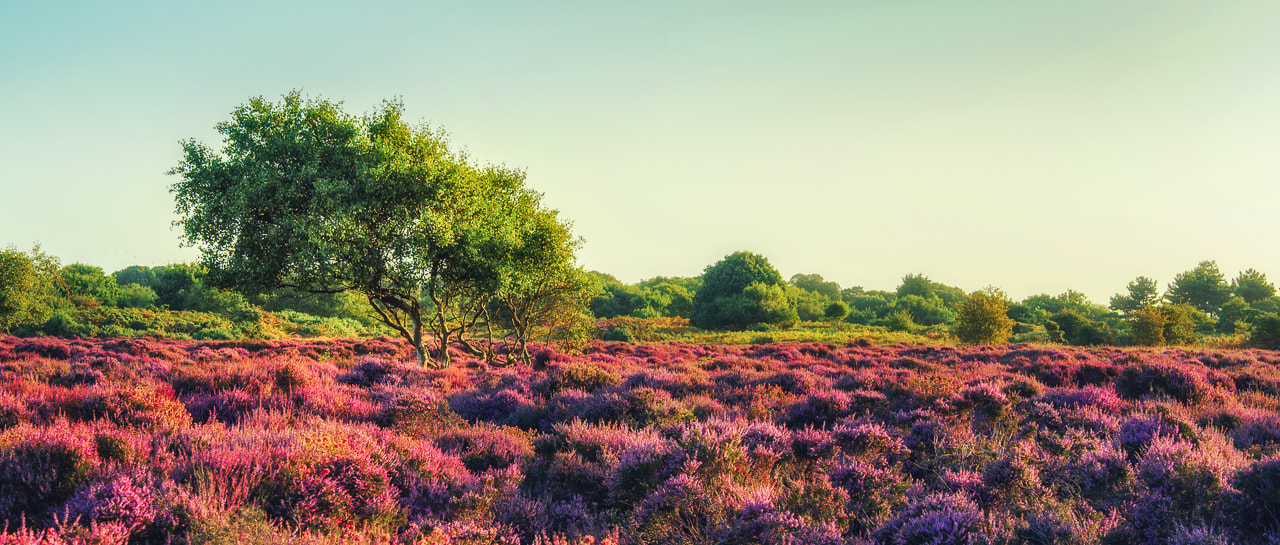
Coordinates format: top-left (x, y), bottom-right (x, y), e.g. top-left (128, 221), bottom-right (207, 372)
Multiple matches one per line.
top-left (1119, 413), bottom-right (1189, 457)
top-left (790, 427), bottom-right (837, 461)
top-left (1060, 442), bottom-right (1132, 501)
top-left (435, 425), bottom-right (534, 473)
top-left (752, 371), bottom-right (830, 396)
top-left (980, 442), bottom-right (1046, 513)
top-left (874, 492), bottom-right (990, 545)
top-left (339, 356), bottom-right (401, 387)
top-left (1230, 414), bottom-right (1280, 454)
top-left (1115, 360), bottom-right (1221, 404)
top-left (0, 421), bottom-right (99, 525)
top-left (58, 470), bottom-right (159, 531)
top-left (832, 420), bottom-right (907, 462)
top-left (777, 475), bottom-right (849, 526)
top-left (1039, 386), bottom-right (1129, 413)
top-left (740, 420), bottom-right (791, 462)
top-left (1231, 456), bottom-right (1280, 538)
top-left (829, 458), bottom-right (910, 531)
top-left (784, 389), bottom-right (853, 429)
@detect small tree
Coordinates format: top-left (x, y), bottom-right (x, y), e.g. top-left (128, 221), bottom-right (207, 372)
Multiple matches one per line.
top-left (953, 286), bottom-right (1014, 345)
top-left (691, 251), bottom-right (790, 330)
top-left (1251, 313), bottom-right (1280, 349)
top-left (1127, 305), bottom-right (1166, 346)
top-left (1110, 276), bottom-right (1160, 315)
top-left (0, 246), bottom-right (63, 333)
top-left (823, 300), bottom-right (850, 322)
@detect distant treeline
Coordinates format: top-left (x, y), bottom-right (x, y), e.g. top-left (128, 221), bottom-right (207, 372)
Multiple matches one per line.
top-left (588, 253), bottom-right (1280, 349)
top-left (0, 246), bottom-right (379, 340)
top-left (4, 245), bottom-right (1280, 349)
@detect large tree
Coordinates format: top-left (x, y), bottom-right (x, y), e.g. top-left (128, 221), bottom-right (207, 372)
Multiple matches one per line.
top-left (1165, 260), bottom-right (1231, 317)
top-left (1232, 268), bottom-right (1276, 304)
top-left (1109, 276), bottom-right (1160, 315)
top-left (171, 92), bottom-right (580, 367)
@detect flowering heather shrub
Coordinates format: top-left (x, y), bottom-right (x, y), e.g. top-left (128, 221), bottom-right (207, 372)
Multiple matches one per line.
top-left (386, 439), bottom-right (473, 522)
top-left (783, 389), bottom-right (853, 429)
top-left (0, 519), bottom-right (134, 544)
top-left (631, 470), bottom-right (736, 545)
top-left (339, 357), bottom-right (405, 387)
top-left (751, 370), bottom-right (830, 396)
top-left (980, 442), bottom-right (1049, 514)
top-left (294, 384), bottom-right (381, 422)
top-left (832, 420), bottom-right (907, 462)
top-left (739, 420), bottom-right (791, 461)
top-left (712, 497), bottom-right (806, 545)
top-left (1231, 456), bottom-right (1280, 538)
top-left (1000, 375), bottom-right (1046, 400)
top-left (606, 436), bottom-right (685, 509)
top-left (622, 367), bottom-right (711, 398)
top-left (381, 392), bottom-right (464, 438)
top-left (0, 389), bottom-right (33, 429)
top-left (828, 457), bottom-right (910, 532)
top-left (1119, 413), bottom-right (1196, 457)
top-left (283, 455), bottom-right (403, 531)
top-left (789, 427), bottom-right (837, 463)
top-left (619, 388), bottom-right (693, 429)
top-left (1114, 359), bottom-right (1230, 404)
top-left (873, 492), bottom-right (991, 545)
top-left (58, 470), bottom-right (163, 532)
top-left (542, 362), bottom-right (622, 395)
top-left (1039, 385), bottom-right (1130, 414)
top-left (0, 421), bottom-right (102, 526)
top-left (451, 389), bottom-right (541, 427)
top-left (435, 425), bottom-right (534, 473)
top-left (1059, 441), bottom-right (1132, 502)
top-left (1104, 490), bottom-right (1179, 545)
top-left (1230, 414), bottom-right (1280, 454)
top-left (46, 364), bottom-right (104, 388)
top-left (1230, 363), bottom-right (1280, 396)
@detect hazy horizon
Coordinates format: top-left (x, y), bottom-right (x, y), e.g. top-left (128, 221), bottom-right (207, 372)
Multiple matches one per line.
top-left (4, 1), bottom-right (1279, 303)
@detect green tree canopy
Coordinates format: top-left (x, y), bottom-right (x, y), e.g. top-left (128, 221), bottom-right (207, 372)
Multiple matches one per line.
top-left (1165, 260), bottom-right (1231, 317)
top-left (953, 286), bottom-right (1014, 345)
top-left (0, 246), bottom-right (62, 333)
top-left (1109, 276), bottom-right (1160, 315)
top-left (1232, 268), bottom-right (1276, 304)
top-left (790, 273), bottom-right (841, 301)
top-left (691, 251), bottom-right (788, 330)
top-left (58, 263), bottom-right (120, 309)
top-left (170, 92), bottom-right (581, 367)
top-left (896, 274), bottom-right (934, 300)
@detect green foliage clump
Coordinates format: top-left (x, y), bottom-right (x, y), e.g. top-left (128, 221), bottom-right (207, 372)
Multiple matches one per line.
top-left (953, 287), bottom-right (1015, 345)
top-left (691, 252), bottom-right (795, 330)
top-left (0, 246), bottom-right (63, 333)
top-left (1166, 260), bottom-right (1232, 316)
top-left (1250, 313), bottom-right (1280, 350)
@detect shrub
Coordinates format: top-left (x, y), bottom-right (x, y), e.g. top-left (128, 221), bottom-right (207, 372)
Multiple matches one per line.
top-left (874, 492), bottom-right (992, 545)
top-left (1115, 361), bottom-right (1217, 404)
top-left (1231, 456), bottom-right (1280, 538)
top-left (0, 422), bottom-right (99, 525)
top-left (953, 287), bottom-right (1015, 345)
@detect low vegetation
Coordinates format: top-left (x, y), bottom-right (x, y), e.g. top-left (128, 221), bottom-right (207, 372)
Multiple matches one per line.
top-left (2, 335), bottom-right (1280, 543)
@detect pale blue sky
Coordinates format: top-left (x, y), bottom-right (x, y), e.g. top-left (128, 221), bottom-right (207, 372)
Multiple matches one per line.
top-left (3, 1), bottom-right (1279, 302)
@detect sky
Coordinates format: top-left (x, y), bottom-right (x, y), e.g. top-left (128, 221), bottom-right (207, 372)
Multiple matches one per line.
top-left (3, 1), bottom-right (1280, 303)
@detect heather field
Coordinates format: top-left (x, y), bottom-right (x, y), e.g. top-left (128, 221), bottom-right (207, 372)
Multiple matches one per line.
top-left (2, 336), bottom-right (1280, 544)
